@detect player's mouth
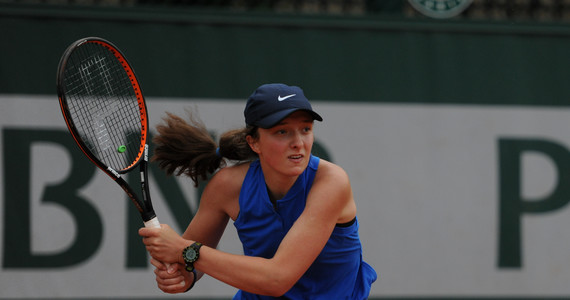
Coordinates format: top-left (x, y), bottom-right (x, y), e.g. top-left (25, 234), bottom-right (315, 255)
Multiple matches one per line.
top-left (289, 154), bottom-right (304, 161)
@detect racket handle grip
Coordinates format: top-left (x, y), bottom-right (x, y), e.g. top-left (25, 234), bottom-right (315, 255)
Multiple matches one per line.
top-left (143, 217), bottom-right (186, 287)
top-left (143, 217), bottom-right (161, 229)
top-left (143, 217), bottom-right (172, 269)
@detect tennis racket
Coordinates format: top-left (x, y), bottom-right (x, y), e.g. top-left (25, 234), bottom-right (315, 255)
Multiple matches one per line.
top-left (56, 37), bottom-right (173, 269)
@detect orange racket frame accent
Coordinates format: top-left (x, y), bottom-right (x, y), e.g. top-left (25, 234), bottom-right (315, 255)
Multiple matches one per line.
top-left (57, 37), bottom-right (148, 176)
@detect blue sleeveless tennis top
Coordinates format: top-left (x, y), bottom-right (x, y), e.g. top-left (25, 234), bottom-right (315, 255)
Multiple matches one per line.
top-left (233, 155), bottom-right (377, 299)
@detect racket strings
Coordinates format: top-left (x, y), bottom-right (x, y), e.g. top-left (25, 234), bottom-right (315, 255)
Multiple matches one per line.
top-left (63, 42), bottom-right (144, 172)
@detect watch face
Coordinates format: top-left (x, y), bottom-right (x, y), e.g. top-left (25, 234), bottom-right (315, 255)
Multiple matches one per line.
top-left (184, 249), bottom-right (197, 262)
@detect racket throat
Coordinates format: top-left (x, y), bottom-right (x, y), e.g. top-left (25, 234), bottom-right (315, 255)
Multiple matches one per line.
top-left (107, 166), bottom-right (121, 178)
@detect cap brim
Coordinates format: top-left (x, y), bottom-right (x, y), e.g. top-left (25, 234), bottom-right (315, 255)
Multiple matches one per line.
top-left (255, 108), bottom-right (323, 129)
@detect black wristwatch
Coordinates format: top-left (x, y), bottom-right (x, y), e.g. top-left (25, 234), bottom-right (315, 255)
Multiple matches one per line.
top-left (182, 242), bottom-right (202, 272)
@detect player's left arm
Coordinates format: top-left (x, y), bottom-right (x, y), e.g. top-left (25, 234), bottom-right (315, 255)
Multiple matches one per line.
top-left (271, 160), bottom-right (356, 287)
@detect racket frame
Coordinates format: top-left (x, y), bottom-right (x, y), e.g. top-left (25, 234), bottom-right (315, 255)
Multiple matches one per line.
top-left (56, 37), bottom-right (156, 223)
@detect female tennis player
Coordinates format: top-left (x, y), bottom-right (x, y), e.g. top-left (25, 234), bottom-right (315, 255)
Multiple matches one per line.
top-left (139, 83), bottom-right (377, 299)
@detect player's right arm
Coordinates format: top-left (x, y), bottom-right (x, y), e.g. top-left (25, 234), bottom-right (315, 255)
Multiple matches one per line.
top-left (150, 163), bottom-right (247, 294)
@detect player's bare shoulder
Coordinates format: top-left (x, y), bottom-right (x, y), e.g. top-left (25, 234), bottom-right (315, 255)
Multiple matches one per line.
top-left (313, 159), bottom-right (356, 222)
top-left (200, 162), bottom-right (250, 219)
top-left (315, 159), bottom-right (350, 185)
top-left (208, 162), bottom-right (250, 193)
top-left (313, 159), bottom-right (352, 202)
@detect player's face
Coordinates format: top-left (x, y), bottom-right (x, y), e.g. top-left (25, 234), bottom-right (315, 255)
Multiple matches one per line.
top-left (249, 111), bottom-right (314, 178)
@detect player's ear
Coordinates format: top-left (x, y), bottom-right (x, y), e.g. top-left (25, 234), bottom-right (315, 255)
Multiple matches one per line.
top-left (246, 134), bottom-right (260, 154)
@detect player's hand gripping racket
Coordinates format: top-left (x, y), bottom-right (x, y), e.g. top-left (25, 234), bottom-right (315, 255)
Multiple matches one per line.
top-left (56, 37), bottom-right (175, 272)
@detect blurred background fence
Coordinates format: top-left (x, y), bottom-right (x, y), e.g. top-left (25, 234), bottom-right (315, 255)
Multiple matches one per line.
top-left (4, 0), bottom-right (570, 22)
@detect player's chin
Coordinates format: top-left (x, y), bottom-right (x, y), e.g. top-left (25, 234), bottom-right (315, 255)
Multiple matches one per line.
top-left (286, 155), bottom-right (308, 172)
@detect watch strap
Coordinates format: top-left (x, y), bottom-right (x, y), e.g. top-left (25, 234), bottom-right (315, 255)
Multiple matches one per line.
top-left (185, 269), bottom-right (197, 292)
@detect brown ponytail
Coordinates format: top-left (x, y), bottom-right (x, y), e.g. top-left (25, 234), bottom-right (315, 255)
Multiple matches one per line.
top-left (151, 110), bottom-right (258, 186)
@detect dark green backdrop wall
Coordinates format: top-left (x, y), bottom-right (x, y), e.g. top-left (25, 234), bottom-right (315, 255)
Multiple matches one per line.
top-left (2, 4), bottom-right (570, 106)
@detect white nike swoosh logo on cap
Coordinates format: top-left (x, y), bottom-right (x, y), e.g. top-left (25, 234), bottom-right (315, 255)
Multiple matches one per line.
top-left (277, 94), bottom-right (296, 101)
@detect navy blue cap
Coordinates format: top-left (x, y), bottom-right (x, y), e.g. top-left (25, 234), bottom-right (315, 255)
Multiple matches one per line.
top-left (244, 83), bottom-right (323, 128)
